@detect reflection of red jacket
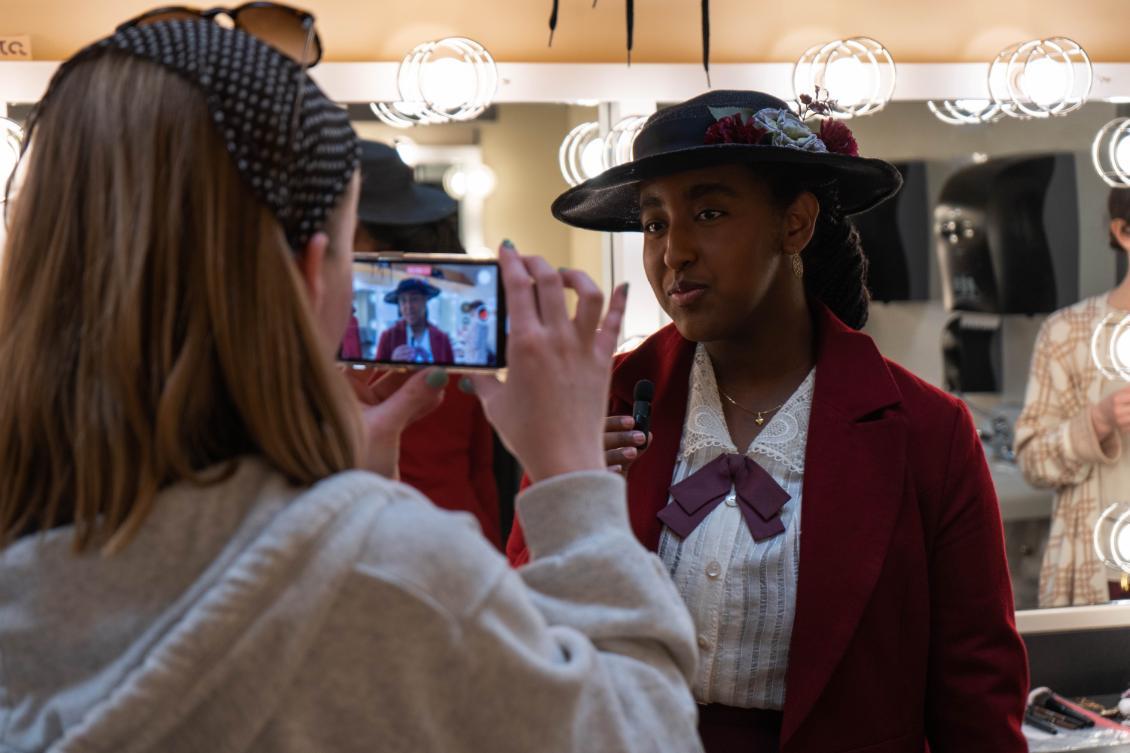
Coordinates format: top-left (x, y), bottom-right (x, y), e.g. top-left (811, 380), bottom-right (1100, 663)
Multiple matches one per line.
top-left (341, 315), bottom-right (362, 359)
top-left (371, 374), bottom-right (500, 548)
top-left (506, 304), bottom-right (1027, 753)
top-left (375, 321), bottom-right (455, 364)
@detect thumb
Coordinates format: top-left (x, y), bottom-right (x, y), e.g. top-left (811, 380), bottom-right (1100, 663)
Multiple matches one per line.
top-left (465, 373), bottom-right (503, 405)
top-left (363, 369), bottom-right (446, 432)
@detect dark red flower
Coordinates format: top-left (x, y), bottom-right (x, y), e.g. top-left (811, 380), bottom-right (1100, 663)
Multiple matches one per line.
top-left (705, 114), bottom-right (768, 146)
top-left (818, 118), bottom-right (859, 157)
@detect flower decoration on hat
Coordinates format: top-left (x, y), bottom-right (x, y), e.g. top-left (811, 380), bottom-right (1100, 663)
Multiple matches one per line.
top-left (704, 87), bottom-right (859, 158)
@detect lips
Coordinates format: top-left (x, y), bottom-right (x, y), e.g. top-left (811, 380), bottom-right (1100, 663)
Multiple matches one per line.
top-left (667, 280), bottom-right (708, 307)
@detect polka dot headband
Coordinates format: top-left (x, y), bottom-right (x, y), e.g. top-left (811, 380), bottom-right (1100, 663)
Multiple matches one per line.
top-left (35, 19), bottom-right (360, 250)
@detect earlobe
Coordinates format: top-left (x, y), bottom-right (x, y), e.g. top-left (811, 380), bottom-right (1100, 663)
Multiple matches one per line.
top-left (297, 232), bottom-right (330, 311)
top-left (784, 192), bottom-right (819, 255)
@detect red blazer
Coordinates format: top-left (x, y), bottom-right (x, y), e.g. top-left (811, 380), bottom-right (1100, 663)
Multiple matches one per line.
top-left (375, 320), bottom-right (455, 364)
top-left (372, 375), bottom-right (501, 548)
top-left (507, 304), bottom-right (1028, 753)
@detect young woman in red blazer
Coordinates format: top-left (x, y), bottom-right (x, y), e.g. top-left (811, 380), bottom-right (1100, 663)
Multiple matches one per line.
top-left (506, 90), bottom-right (1028, 752)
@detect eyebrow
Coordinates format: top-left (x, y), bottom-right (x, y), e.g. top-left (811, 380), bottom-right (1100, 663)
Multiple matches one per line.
top-left (640, 182), bottom-right (741, 209)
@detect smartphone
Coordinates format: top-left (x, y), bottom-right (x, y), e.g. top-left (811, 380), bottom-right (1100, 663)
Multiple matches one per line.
top-left (338, 253), bottom-right (506, 372)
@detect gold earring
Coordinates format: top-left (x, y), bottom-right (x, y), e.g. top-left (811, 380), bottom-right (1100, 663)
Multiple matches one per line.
top-left (791, 252), bottom-right (804, 279)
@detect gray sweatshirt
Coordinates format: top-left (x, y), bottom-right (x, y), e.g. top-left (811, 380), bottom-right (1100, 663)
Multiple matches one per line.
top-left (0, 459), bottom-right (702, 753)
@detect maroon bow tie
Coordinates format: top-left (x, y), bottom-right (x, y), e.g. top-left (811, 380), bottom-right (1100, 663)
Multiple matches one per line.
top-left (657, 453), bottom-right (790, 541)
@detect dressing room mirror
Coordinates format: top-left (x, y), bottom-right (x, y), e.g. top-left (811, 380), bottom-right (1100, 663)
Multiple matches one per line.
top-left (4, 84), bottom-right (1126, 615)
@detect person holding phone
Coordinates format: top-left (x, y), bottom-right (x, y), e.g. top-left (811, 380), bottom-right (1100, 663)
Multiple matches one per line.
top-left (0, 18), bottom-right (702, 753)
top-left (351, 140), bottom-right (507, 547)
top-left (375, 278), bottom-right (456, 364)
top-left (506, 90), bottom-right (1028, 752)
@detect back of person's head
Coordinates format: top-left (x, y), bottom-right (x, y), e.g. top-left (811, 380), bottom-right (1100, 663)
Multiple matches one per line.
top-left (354, 139), bottom-right (464, 254)
top-left (1109, 187), bottom-right (1130, 252)
top-left (0, 45), bottom-right (360, 552)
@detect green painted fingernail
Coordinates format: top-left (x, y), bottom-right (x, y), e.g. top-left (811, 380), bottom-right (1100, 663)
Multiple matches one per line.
top-left (425, 369), bottom-right (448, 388)
top-left (458, 376), bottom-right (474, 394)
top-left (558, 267), bottom-right (569, 274)
top-left (501, 239), bottom-right (515, 248)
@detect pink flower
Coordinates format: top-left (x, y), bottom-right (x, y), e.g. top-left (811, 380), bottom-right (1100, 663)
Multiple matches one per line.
top-left (705, 114), bottom-right (768, 146)
top-left (818, 119), bottom-right (859, 157)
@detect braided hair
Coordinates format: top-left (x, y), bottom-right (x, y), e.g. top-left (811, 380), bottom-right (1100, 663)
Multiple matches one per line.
top-left (760, 167), bottom-right (871, 330)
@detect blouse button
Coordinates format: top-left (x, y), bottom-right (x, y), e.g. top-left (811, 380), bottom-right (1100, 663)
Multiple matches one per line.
top-left (724, 494), bottom-right (738, 508)
top-left (705, 561), bottom-right (722, 579)
top-left (697, 634), bottom-right (711, 651)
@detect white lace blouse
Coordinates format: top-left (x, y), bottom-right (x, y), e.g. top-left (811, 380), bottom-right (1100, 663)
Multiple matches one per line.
top-left (657, 344), bottom-right (814, 710)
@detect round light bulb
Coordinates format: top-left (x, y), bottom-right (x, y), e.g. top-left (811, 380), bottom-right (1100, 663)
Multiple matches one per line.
top-left (1117, 523), bottom-right (1130, 562)
top-left (1115, 134), bottom-right (1130, 177)
top-left (579, 139), bottom-right (606, 180)
top-left (442, 163), bottom-right (496, 200)
top-left (420, 57), bottom-right (476, 112)
top-left (825, 57), bottom-right (869, 108)
top-left (1023, 56), bottom-right (1068, 108)
top-left (1113, 319), bottom-right (1130, 373)
top-left (955, 99), bottom-right (992, 116)
top-left (393, 137), bottom-right (421, 167)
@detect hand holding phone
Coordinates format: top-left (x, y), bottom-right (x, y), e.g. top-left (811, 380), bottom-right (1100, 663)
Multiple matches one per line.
top-left (339, 253), bottom-right (507, 373)
top-left (469, 243), bottom-right (628, 483)
top-left (343, 366), bottom-right (446, 478)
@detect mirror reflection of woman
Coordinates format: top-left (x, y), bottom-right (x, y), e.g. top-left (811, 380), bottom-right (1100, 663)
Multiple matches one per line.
top-left (1016, 187), bottom-right (1130, 606)
top-left (507, 90), bottom-right (1028, 753)
top-left (375, 278), bottom-right (456, 364)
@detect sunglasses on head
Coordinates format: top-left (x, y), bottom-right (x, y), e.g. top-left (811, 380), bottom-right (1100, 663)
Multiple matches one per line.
top-left (117, 2), bottom-right (322, 66)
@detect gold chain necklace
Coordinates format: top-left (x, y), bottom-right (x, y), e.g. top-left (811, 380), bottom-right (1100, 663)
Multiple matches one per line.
top-left (717, 386), bottom-right (785, 426)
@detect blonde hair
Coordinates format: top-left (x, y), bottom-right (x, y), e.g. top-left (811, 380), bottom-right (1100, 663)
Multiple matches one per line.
top-left (0, 52), bottom-right (361, 552)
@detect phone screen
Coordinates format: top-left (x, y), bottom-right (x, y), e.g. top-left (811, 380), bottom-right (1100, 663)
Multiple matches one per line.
top-left (339, 255), bottom-right (506, 370)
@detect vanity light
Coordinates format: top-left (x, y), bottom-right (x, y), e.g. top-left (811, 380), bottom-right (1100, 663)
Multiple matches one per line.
top-left (370, 101), bottom-right (446, 129)
top-left (559, 121), bottom-right (605, 187)
top-left (391, 136), bottom-right (420, 167)
top-left (926, 99), bottom-right (1006, 126)
top-left (603, 115), bottom-right (648, 170)
top-left (988, 37), bottom-right (1091, 119)
top-left (792, 37), bottom-right (896, 119)
top-left (1095, 502), bottom-right (1130, 576)
top-left (442, 163), bottom-right (497, 200)
top-left (1089, 311), bottom-right (1130, 380)
top-left (371, 37), bottom-right (498, 127)
top-left (1092, 117), bottom-right (1130, 187)
top-left (0, 117), bottom-right (23, 205)
top-left (1111, 315), bottom-right (1130, 381)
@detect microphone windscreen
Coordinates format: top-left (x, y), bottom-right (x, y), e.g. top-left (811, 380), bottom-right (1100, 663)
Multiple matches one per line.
top-left (633, 379), bottom-right (655, 402)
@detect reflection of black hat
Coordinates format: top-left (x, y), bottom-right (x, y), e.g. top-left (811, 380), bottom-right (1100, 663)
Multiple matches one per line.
top-left (358, 141), bottom-right (457, 226)
top-left (384, 277), bottom-right (441, 303)
top-left (552, 90), bottom-right (903, 232)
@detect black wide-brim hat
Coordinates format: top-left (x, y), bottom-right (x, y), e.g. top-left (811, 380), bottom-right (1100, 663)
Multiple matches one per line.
top-left (552, 90), bottom-right (903, 232)
top-left (358, 140), bottom-right (457, 226)
top-left (383, 277), bottom-right (441, 304)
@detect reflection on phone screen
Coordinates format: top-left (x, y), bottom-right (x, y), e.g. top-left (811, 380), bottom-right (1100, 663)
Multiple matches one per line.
top-left (340, 259), bottom-right (502, 368)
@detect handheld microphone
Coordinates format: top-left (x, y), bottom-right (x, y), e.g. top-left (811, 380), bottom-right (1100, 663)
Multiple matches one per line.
top-left (1028, 688), bottom-right (1095, 728)
top-left (632, 380), bottom-right (654, 448)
